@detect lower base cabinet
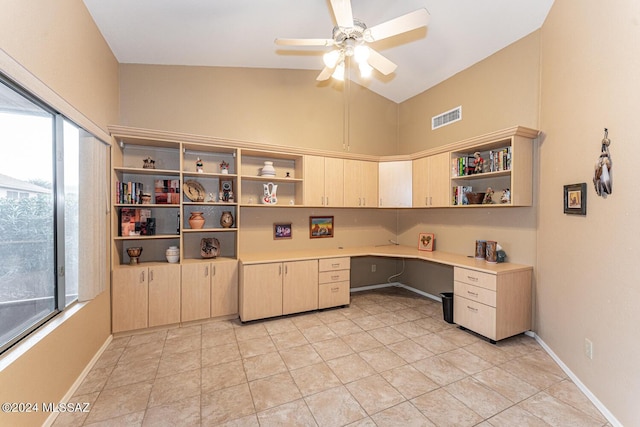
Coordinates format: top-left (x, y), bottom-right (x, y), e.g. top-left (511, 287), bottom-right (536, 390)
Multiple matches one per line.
top-left (112, 264), bottom-right (181, 333)
top-left (181, 259), bottom-right (239, 322)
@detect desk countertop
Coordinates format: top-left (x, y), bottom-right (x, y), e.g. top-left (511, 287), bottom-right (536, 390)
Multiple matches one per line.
top-left (239, 245), bottom-right (532, 275)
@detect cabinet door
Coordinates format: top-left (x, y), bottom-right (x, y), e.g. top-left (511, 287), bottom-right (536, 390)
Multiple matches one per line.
top-left (211, 260), bottom-right (239, 317)
top-left (148, 264), bottom-right (181, 327)
top-left (361, 161), bottom-right (378, 207)
top-left (240, 263), bottom-right (283, 321)
top-left (412, 157), bottom-right (430, 207)
top-left (343, 159), bottom-right (362, 207)
top-left (304, 155), bottom-right (325, 206)
top-left (181, 262), bottom-right (211, 322)
top-left (112, 267), bottom-right (148, 333)
top-left (324, 157), bottom-right (344, 207)
top-left (429, 152), bottom-right (451, 207)
top-left (282, 260), bottom-right (319, 315)
top-left (379, 161), bottom-right (412, 207)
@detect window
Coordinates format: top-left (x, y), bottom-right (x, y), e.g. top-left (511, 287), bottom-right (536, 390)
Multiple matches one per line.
top-left (0, 76), bottom-right (107, 354)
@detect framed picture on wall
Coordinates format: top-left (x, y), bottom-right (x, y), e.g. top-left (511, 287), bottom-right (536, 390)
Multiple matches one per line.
top-left (418, 232), bottom-right (435, 251)
top-left (309, 216), bottom-right (334, 238)
top-left (563, 183), bottom-right (587, 215)
top-left (274, 223), bottom-right (292, 240)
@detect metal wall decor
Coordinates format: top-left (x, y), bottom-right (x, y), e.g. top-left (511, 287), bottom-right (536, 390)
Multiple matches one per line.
top-left (593, 128), bottom-right (612, 197)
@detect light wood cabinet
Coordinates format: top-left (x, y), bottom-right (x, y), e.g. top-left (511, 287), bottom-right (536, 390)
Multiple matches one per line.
top-left (453, 267), bottom-right (531, 342)
top-left (182, 259), bottom-right (239, 322)
top-left (413, 152), bottom-right (450, 207)
top-left (318, 257), bottom-right (350, 309)
top-left (378, 161), bottom-right (412, 207)
top-left (344, 159), bottom-right (378, 207)
top-left (112, 264), bottom-right (180, 333)
top-left (282, 260), bottom-right (319, 315)
top-left (211, 259), bottom-right (239, 317)
top-left (304, 155), bottom-right (344, 207)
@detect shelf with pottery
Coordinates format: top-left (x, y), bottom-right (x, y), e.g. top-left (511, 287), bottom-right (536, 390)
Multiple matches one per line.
top-left (239, 149), bottom-right (304, 206)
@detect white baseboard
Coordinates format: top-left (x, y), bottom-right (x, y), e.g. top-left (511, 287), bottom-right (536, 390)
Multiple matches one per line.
top-left (350, 282), bottom-right (442, 304)
top-left (531, 333), bottom-right (621, 427)
top-left (350, 283), bottom-right (399, 293)
top-left (44, 334), bottom-right (113, 427)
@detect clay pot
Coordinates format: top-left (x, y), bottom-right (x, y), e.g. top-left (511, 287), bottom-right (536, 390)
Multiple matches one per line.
top-left (220, 211), bottom-right (234, 228)
top-left (201, 238), bottom-right (220, 259)
top-left (188, 212), bottom-right (205, 229)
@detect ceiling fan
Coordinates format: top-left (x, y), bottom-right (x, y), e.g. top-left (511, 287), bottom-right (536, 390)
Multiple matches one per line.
top-left (275, 0), bottom-right (430, 81)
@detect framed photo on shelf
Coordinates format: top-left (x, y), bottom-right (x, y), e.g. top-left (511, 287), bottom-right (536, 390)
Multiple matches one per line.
top-left (563, 183), bottom-right (587, 215)
top-left (274, 223), bottom-right (292, 240)
top-left (309, 216), bottom-right (334, 239)
top-left (418, 233), bottom-right (435, 251)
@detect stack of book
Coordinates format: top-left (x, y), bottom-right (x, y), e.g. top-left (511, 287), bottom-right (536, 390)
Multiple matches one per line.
top-left (154, 179), bottom-right (180, 204)
top-left (488, 147), bottom-right (511, 172)
top-left (119, 208), bottom-right (155, 236)
top-left (451, 156), bottom-right (476, 177)
top-left (452, 186), bottom-right (473, 205)
top-left (115, 181), bottom-right (144, 204)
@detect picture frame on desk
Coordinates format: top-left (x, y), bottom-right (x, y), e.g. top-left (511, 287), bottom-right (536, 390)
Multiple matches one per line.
top-left (274, 223), bottom-right (292, 240)
top-left (564, 183), bottom-right (586, 215)
top-left (309, 216), bottom-right (334, 239)
top-left (418, 232), bottom-right (435, 251)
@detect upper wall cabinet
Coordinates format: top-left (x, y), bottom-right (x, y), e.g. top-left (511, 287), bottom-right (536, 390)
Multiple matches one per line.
top-left (412, 152), bottom-right (450, 208)
top-left (343, 159), bottom-right (378, 208)
top-left (304, 155), bottom-right (344, 207)
top-left (378, 161), bottom-right (413, 207)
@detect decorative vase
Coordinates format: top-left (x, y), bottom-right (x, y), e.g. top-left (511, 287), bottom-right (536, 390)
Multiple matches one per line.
top-left (188, 212), bottom-right (205, 229)
top-left (126, 247), bottom-right (142, 265)
top-left (262, 182), bottom-right (278, 204)
top-left (141, 193), bottom-right (152, 204)
top-left (260, 161), bottom-right (276, 177)
top-left (220, 211), bottom-right (234, 228)
top-left (165, 246), bottom-right (179, 263)
top-left (201, 237), bottom-right (220, 259)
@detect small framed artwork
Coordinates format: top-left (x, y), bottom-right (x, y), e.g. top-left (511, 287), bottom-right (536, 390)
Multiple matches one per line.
top-left (564, 183), bottom-right (587, 215)
top-left (274, 223), bottom-right (292, 240)
top-left (418, 233), bottom-right (435, 251)
top-left (309, 216), bottom-right (334, 238)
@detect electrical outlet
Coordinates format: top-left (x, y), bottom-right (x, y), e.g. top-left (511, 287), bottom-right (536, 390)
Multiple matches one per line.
top-left (371, 264), bottom-right (377, 273)
top-left (584, 338), bottom-right (593, 360)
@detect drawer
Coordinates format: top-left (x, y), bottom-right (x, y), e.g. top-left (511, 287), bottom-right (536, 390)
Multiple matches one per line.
top-left (319, 257), bottom-right (350, 272)
top-left (319, 269), bottom-right (350, 284)
top-left (453, 296), bottom-right (496, 340)
top-left (318, 281), bottom-right (350, 309)
top-left (454, 281), bottom-right (496, 307)
top-left (454, 267), bottom-right (496, 291)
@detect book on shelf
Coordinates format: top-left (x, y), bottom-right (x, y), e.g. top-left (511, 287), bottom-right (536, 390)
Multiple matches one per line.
top-left (154, 179), bottom-right (180, 204)
top-left (451, 155), bottom-right (477, 177)
top-left (119, 208), bottom-right (154, 236)
top-left (452, 185), bottom-right (473, 205)
top-left (116, 181), bottom-right (144, 204)
top-left (488, 147), bottom-right (511, 172)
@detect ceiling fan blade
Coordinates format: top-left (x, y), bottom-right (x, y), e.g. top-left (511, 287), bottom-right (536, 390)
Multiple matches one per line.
top-left (316, 67), bottom-right (333, 81)
top-left (275, 38), bottom-right (334, 47)
top-left (365, 8), bottom-right (430, 42)
top-left (367, 49), bottom-right (397, 75)
top-left (330, 0), bottom-right (354, 28)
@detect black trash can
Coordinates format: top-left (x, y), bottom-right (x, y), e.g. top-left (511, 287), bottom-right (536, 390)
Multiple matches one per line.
top-left (440, 292), bottom-right (454, 324)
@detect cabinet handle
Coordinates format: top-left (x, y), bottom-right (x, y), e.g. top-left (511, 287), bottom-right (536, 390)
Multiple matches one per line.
top-left (213, 266), bottom-right (216, 276)
top-left (331, 275), bottom-right (339, 280)
top-left (331, 263), bottom-right (340, 268)
top-left (331, 287), bottom-right (339, 292)
top-left (205, 266), bottom-right (209, 277)
top-left (467, 291), bottom-right (478, 297)
top-left (285, 265), bottom-right (288, 275)
top-left (358, 197), bottom-right (361, 206)
top-left (326, 197), bottom-right (329, 205)
top-left (149, 270), bottom-right (154, 283)
top-left (363, 197), bottom-right (366, 206)
top-left (467, 275), bottom-right (478, 282)
top-left (279, 265), bottom-right (282, 275)
top-left (321, 196), bottom-right (324, 205)
top-left (429, 196), bottom-right (432, 206)
top-left (425, 196), bottom-right (428, 206)
top-left (467, 305), bottom-right (478, 313)
top-left (140, 271), bottom-right (145, 283)
top-left (380, 198), bottom-right (382, 206)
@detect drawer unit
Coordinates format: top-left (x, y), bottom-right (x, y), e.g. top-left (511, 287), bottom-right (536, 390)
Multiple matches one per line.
top-left (319, 269), bottom-right (350, 284)
top-left (454, 296), bottom-right (496, 339)
top-left (454, 267), bottom-right (496, 291)
top-left (319, 281), bottom-right (350, 309)
top-left (318, 257), bottom-right (351, 308)
top-left (454, 281), bottom-right (496, 307)
top-left (319, 257), bottom-right (350, 272)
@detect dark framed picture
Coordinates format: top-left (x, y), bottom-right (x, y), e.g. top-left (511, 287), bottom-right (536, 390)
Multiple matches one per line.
top-left (418, 232), bottom-right (434, 251)
top-left (274, 223), bottom-right (292, 240)
top-left (564, 183), bottom-right (587, 215)
top-left (309, 216), bottom-right (334, 238)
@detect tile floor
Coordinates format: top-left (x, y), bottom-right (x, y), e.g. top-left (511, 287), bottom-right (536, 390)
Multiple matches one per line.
top-left (53, 287), bottom-right (610, 426)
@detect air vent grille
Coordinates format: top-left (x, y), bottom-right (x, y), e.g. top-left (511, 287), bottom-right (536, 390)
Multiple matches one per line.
top-left (432, 106), bottom-right (462, 130)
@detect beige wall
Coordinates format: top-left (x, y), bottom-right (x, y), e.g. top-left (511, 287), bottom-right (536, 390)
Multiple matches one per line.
top-left (119, 65), bottom-right (399, 156)
top-left (538, 1), bottom-right (640, 425)
top-left (0, 1), bottom-right (118, 426)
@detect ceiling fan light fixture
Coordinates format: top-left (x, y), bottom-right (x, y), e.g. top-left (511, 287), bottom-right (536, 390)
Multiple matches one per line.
top-left (323, 49), bottom-right (341, 68)
top-left (359, 62), bottom-right (373, 78)
top-left (354, 45), bottom-right (370, 64)
top-left (332, 61), bottom-right (345, 81)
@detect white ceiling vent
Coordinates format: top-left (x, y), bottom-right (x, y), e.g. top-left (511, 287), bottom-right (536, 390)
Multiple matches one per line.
top-left (432, 106), bottom-right (462, 130)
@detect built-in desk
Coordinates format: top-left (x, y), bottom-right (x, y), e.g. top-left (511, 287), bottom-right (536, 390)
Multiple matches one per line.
top-left (239, 246), bottom-right (532, 341)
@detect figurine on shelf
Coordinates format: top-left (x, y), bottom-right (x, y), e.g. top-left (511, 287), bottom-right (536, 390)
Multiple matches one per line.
top-left (143, 156), bottom-right (155, 169)
top-left (206, 192), bottom-right (216, 203)
top-left (473, 152), bottom-right (484, 174)
top-left (220, 160), bottom-right (229, 174)
top-left (196, 158), bottom-right (204, 173)
top-left (500, 188), bottom-right (511, 204)
top-left (482, 187), bottom-right (494, 204)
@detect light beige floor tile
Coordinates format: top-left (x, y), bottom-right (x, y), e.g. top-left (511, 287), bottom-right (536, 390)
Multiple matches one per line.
top-left (411, 388), bottom-right (483, 427)
top-left (237, 336), bottom-right (276, 358)
top-left (127, 330), bottom-right (167, 347)
top-left (156, 348), bottom-right (200, 378)
top-left (270, 329), bottom-right (309, 350)
top-left (387, 339), bottom-right (434, 364)
top-left (519, 392), bottom-right (604, 427)
top-left (495, 334), bottom-right (540, 357)
top-left (394, 308), bottom-right (426, 322)
top-left (118, 340), bottom-right (164, 364)
top-left (326, 319), bottom-right (364, 336)
top-left (92, 348), bottom-right (124, 370)
top-left (201, 318), bottom-right (237, 333)
top-left (546, 379), bottom-right (607, 423)
top-left (359, 346), bottom-right (406, 373)
top-left (84, 410), bottom-right (145, 427)
top-left (256, 399), bottom-right (318, 427)
top-left (242, 351), bottom-right (287, 381)
top-left (368, 326), bottom-right (407, 345)
top-left (84, 381), bottom-right (153, 424)
top-left (391, 321), bottom-right (432, 339)
top-left (304, 385), bottom-right (368, 426)
top-left (279, 344), bottom-right (323, 370)
top-left (439, 347), bottom-right (493, 375)
top-left (235, 323), bottom-right (269, 342)
top-left (500, 356), bottom-right (565, 390)
top-left (290, 362), bottom-right (343, 396)
top-left (380, 365), bottom-right (439, 400)
top-left (473, 366), bottom-right (539, 403)
top-left (445, 376), bottom-right (512, 419)
top-left (290, 312), bottom-right (324, 329)
top-left (464, 340), bottom-right (513, 365)
top-left (519, 350), bottom-right (567, 378)
top-left (166, 324), bottom-right (201, 340)
top-left (345, 416), bottom-right (378, 427)
top-left (437, 327), bottom-right (483, 346)
top-left (346, 374), bottom-right (405, 415)
top-left (374, 311), bottom-right (408, 326)
top-left (201, 342), bottom-right (241, 367)
top-left (412, 356), bottom-right (467, 386)
top-left (103, 358), bottom-right (159, 390)
top-left (201, 382), bottom-right (255, 426)
top-left (162, 333), bottom-right (201, 355)
top-left (312, 337), bottom-right (354, 360)
top-left (148, 368), bottom-right (200, 408)
top-left (412, 333), bottom-right (458, 354)
top-left (201, 359), bottom-right (247, 393)
top-left (339, 305), bottom-right (369, 320)
top-left (352, 315), bottom-right (386, 331)
top-left (359, 304), bottom-right (390, 316)
top-left (216, 414), bottom-right (259, 427)
top-left (106, 335), bottom-right (130, 351)
top-left (248, 372), bottom-right (302, 412)
top-left (316, 308), bottom-right (348, 324)
top-left (379, 300), bottom-right (409, 311)
top-left (52, 392), bottom-right (99, 427)
top-left (486, 405), bottom-right (550, 426)
top-left (73, 365), bottom-right (115, 396)
top-left (300, 324), bottom-right (338, 343)
top-left (412, 316), bottom-right (450, 333)
top-left (142, 395), bottom-right (200, 427)
top-left (371, 401), bottom-right (436, 427)
top-left (201, 329), bottom-right (237, 348)
top-left (342, 331), bottom-right (384, 352)
top-left (327, 353), bottom-right (376, 384)
top-left (263, 317), bottom-right (297, 335)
